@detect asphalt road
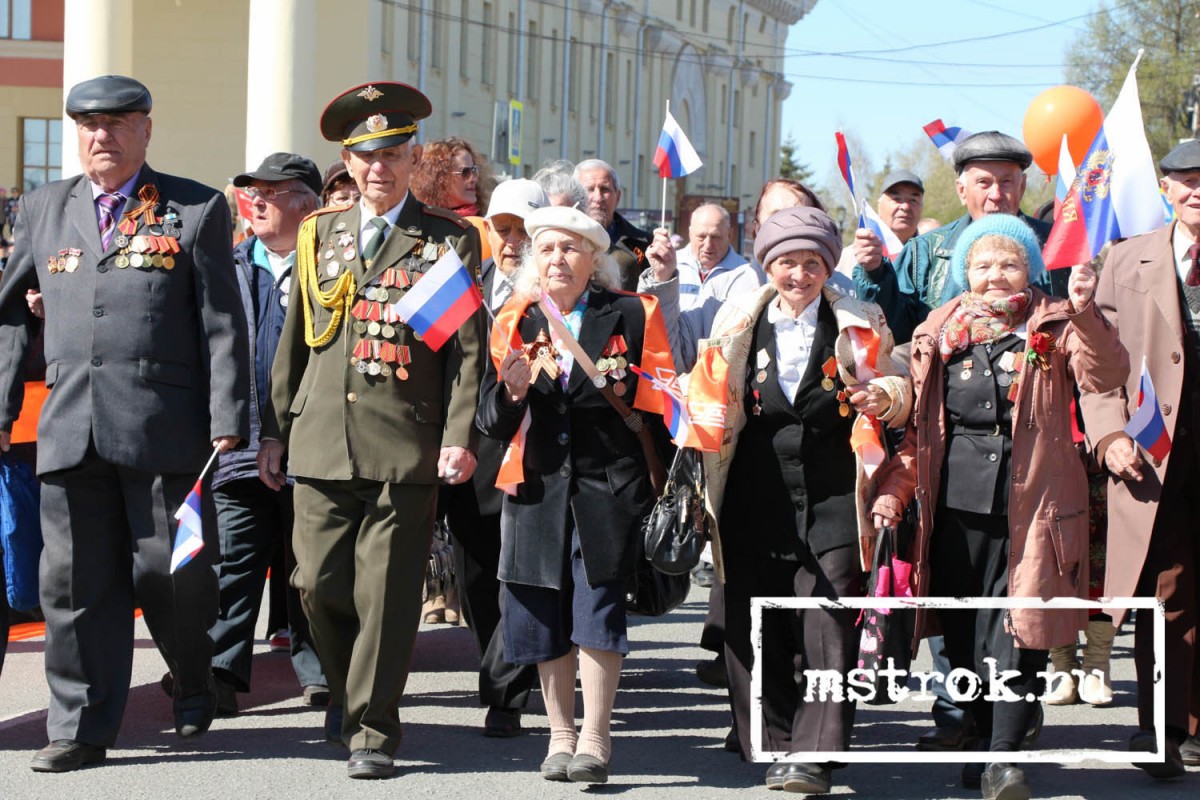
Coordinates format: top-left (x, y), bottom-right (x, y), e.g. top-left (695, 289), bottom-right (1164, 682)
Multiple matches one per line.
top-left (1, 588), bottom-right (1195, 799)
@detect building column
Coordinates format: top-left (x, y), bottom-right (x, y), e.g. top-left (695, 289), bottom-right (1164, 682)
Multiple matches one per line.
top-left (244, 0), bottom-right (317, 170)
top-left (60, 0), bottom-right (134, 177)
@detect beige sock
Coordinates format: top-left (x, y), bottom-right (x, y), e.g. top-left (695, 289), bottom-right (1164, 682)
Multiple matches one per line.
top-left (576, 646), bottom-right (623, 762)
top-left (538, 648), bottom-right (579, 756)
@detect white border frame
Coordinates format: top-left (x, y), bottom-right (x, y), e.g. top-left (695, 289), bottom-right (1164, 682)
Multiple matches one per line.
top-left (749, 596), bottom-right (1165, 764)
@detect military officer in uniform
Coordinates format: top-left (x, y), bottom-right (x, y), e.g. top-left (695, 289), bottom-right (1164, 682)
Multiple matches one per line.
top-left (0, 75), bottom-right (249, 772)
top-left (257, 81), bottom-right (482, 780)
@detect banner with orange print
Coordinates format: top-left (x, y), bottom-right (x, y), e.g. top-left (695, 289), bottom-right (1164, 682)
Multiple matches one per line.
top-left (684, 346), bottom-right (729, 452)
top-left (845, 325), bottom-right (886, 476)
top-left (630, 293), bottom-right (674, 417)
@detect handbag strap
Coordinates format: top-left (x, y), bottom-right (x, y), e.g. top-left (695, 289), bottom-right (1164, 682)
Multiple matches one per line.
top-left (538, 298), bottom-right (668, 494)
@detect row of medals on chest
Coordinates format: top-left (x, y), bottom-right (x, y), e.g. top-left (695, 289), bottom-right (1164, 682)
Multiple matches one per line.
top-left (46, 223), bottom-right (182, 274)
top-left (323, 226), bottom-right (446, 381)
top-left (523, 330), bottom-right (631, 395)
top-left (751, 353), bottom-right (852, 416)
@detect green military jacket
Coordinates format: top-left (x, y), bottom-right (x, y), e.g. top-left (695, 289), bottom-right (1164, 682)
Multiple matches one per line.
top-left (263, 196), bottom-right (482, 484)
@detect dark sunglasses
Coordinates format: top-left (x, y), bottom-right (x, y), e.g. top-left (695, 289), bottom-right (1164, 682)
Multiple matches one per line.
top-left (454, 166), bottom-right (479, 178)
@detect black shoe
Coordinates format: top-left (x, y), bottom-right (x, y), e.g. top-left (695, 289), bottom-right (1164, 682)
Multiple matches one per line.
top-left (567, 753), bottom-right (609, 784)
top-left (1180, 736), bottom-right (1200, 768)
top-left (917, 723), bottom-right (975, 751)
top-left (1020, 703), bottom-right (1043, 749)
top-left (962, 761), bottom-right (985, 790)
top-left (1130, 730), bottom-right (1186, 779)
top-left (174, 689), bottom-right (216, 737)
top-left (213, 675), bottom-right (239, 718)
top-left (765, 762), bottom-right (788, 790)
top-left (30, 740), bottom-right (106, 773)
top-left (347, 748), bottom-right (394, 779)
top-left (302, 684), bottom-right (330, 707)
top-left (540, 751), bottom-right (572, 782)
top-left (724, 728), bottom-right (741, 754)
top-left (324, 705), bottom-right (345, 745)
top-left (981, 762), bottom-right (1029, 800)
top-left (696, 656), bottom-right (728, 688)
top-left (778, 762), bottom-right (832, 794)
top-left (483, 706), bottom-right (522, 738)
top-left (159, 671), bottom-right (174, 698)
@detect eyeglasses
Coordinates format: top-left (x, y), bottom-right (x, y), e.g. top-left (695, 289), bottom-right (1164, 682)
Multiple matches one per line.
top-left (244, 186), bottom-right (301, 202)
top-left (454, 166), bottom-right (479, 178)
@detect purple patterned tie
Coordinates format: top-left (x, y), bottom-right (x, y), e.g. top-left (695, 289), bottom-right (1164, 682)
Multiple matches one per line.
top-left (1187, 242), bottom-right (1200, 288)
top-left (97, 192), bottom-right (124, 250)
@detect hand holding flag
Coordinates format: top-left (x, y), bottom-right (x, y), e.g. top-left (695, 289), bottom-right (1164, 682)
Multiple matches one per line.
top-left (835, 132), bottom-right (904, 261)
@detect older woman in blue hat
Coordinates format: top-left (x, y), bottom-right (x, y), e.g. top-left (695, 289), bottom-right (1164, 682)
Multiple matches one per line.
top-left (871, 214), bottom-right (1127, 799)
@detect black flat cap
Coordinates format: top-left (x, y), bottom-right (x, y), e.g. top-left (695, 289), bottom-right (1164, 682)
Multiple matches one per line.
top-left (65, 75), bottom-right (152, 118)
top-left (881, 169), bottom-right (924, 194)
top-left (1159, 140), bottom-right (1200, 173)
top-left (952, 131), bottom-right (1032, 173)
top-left (234, 152), bottom-right (322, 196)
top-left (320, 81), bottom-right (432, 152)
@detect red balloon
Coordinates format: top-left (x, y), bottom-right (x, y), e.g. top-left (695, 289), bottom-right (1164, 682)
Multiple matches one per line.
top-left (1022, 86), bottom-right (1104, 175)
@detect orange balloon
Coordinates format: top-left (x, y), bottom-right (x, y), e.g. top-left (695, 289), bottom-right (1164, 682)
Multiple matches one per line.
top-left (1022, 85), bottom-right (1104, 175)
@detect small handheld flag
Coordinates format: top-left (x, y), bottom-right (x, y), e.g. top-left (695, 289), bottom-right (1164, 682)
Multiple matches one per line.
top-left (923, 119), bottom-right (973, 162)
top-left (834, 133), bottom-right (903, 260)
top-left (629, 363), bottom-right (691, 447)
top-left (835, 131), bottom-right (859, 204)
top-left (392, 248), bottom-right (483, 351)
top-left (653, 110), bottom-right (703, 179)
top-left (1124, 357), bottom-right (1171, 462)
top-left (1054, 134), bottom-right (1076, 215)
top-left (169, 445), bottom-right (221, 574)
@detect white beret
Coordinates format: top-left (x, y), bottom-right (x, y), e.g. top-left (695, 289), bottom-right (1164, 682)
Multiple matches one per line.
top-left (524, 206), bottom-right (611, 253)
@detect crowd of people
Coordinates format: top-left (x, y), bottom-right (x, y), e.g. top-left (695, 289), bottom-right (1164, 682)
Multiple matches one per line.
top-left (0, 73), bottom-right (1197, 800)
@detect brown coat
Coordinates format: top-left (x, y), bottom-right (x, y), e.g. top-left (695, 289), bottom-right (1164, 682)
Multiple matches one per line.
top-left (872, 289), bottom-right (1129, 651)
top-left (1076, 224), bottom-right (1189, 627)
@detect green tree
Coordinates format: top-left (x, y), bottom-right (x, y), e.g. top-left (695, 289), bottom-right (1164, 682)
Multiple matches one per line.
top-left (1064, 0), bottom-right (1200, 160)
top-left (778, 135), bottom-right (814, 184)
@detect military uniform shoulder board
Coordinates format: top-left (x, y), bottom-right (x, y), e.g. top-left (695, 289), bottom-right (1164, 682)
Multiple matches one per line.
top-left (423, 205), bottom-right (471, 229)
top-left (302, 204), bottom-right (352, 225)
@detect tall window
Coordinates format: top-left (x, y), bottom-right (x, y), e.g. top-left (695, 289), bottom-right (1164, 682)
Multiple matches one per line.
top-left (526, 20), bottom-right (539, 100)
top-left (733, 89), bottom-right (742, 128)
top-left (568, 37), bottom-right (580, 112)
top-left (749, 131), bottom-right (757, 168)
top-left (1, 0), bottom-right (31, 39)
top-left (624, 58), bottom-right (632, 130)
top-left (406, 3), bottom-right (421, 62)
top-left (430, 0), bottom-right (444, 70)
top-left (459, 0), bottom-right (471, 78)
top-left (507, 11), bottom-right (518, 95)
top-left (481, 2), bottom-right (494, 84)
top-left (550, 30), bottom-right (559, 109)
top-left (22, 118), bottom-right (61, 191)
top-left (604, 52), bottom-right (616, 126)
top-left (589, 45), bottom-right (599, 121)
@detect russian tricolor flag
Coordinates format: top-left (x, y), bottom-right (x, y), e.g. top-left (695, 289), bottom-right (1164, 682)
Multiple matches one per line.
top-left (629, 364), bottom-right (690, 447)
top-left (1124, 357), bottom-right (1171, 461)
top-left (1054, 134), bottom-right (1075, 215)
top-left (923, 119), bottom-right (973, 162)
top-left (170, 480), bottom-right (205, 573)
top-left (653, 110), bottom-right (703, 178)
top-left (835, 132), bottom-right (903, 260)
top-left (393, 248), bottom-right (483, 351)
top-left (1043, 56), bottom-right (1165, 270)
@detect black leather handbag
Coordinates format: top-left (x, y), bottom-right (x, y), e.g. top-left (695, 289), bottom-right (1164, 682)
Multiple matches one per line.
top-left (642, 447), bottom-right (709, 576)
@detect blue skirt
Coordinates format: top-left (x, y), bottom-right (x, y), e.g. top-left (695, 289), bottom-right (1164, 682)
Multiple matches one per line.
top-left (501, 527), bottom-right (628, 664)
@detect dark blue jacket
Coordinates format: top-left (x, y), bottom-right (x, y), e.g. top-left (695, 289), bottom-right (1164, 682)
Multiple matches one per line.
top-left (213, 237), bottom-right (290, 488)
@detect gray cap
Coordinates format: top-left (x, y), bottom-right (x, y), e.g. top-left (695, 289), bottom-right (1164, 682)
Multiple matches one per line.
top-left (952, 131), bottom-right (1033, 173)
top-left (66, 75), bottom-right (152, 118)
top-left (234, 152), bottom-right (323, 196)
top-left (1159, 139), bottom-right (1200, 174)
top-left (881, 169), bottom-right (924, 194)
top-left (753, 206), bottom-right (842, 276)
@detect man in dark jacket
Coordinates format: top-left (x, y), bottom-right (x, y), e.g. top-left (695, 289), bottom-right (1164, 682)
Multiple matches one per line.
top-left (573, 159), bottom-right (651, 292)
top-left (205, 152), bottom-right (328, 713)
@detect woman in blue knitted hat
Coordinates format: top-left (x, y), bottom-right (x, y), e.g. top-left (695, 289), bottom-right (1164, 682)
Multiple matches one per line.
top-left (870, 214), bottom-right (1129, 800)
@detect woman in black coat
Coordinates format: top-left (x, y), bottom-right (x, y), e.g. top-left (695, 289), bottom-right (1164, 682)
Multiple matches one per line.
top-left (476, 206), bottom-right (672, 785)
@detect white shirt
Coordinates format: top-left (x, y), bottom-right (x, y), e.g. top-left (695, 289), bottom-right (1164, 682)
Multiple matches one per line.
top-left (487, 259), bottom-right (515, 311)
top-left (1172, 220), bottom-right (1199, 285)
top-left (767, 294), bottom-right (821, 403)
top-left (358, 194), bottom-right (408, 252)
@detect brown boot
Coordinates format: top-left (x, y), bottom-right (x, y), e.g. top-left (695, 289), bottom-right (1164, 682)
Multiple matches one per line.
top-left (1044, 642), bottom-right (1081, 705)
top-left (423, 594), bottom-right (446, 624)
top-left (444, 582), bottom-right (461, 625)
top-left (1078, 618), bottom-right (1115, 706)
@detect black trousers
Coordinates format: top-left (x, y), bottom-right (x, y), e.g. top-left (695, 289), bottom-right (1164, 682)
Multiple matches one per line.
top-left (39, 447), bottom-right (219, 747)
top-left (1133, 437), bottom-right (1200, 737)
top-left (724, 543), bottom-right (862, 760)
top-left (932, 508), bottom-right (1047, 752)
top-left (444, 486), bottom-right (537, 710)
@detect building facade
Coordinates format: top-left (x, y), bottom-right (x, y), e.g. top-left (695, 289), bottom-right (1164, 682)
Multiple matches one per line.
top-left (2, 0), bottom-right (810, 230)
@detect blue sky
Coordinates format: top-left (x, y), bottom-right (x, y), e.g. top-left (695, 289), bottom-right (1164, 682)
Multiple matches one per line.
top-left (780, 0), bottom-right (1102, 184)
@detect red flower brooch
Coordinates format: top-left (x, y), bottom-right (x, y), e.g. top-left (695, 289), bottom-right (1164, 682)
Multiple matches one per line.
top-left (1024, 331), bottom-right (1056, 371)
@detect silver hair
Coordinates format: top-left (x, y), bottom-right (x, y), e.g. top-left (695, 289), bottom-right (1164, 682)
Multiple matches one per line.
top-left (690, 202), bottom-right (731, 228)
top-left (510, 232), bottom-right (621, 301)
top-left (533, 168), bottom-right (587, 210)
top-left (572, 158), bottom-right (621, 193)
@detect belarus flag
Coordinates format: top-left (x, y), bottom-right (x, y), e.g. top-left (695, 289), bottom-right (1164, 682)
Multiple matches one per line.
top-left (392, 248), bottom-right (483, 351)
top-left (1043, 55), bottom-right (1165, 270)
top-left (1124, 357), bottom-right (1171, 462)
top-left (653, 110), bottom-right (703, 178)
top-left (170, 480), bottom-right (205, 573)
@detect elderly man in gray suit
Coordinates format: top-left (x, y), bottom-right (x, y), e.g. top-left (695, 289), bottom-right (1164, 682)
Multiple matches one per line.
top-left (0, 75), bottom-right (249, 773)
